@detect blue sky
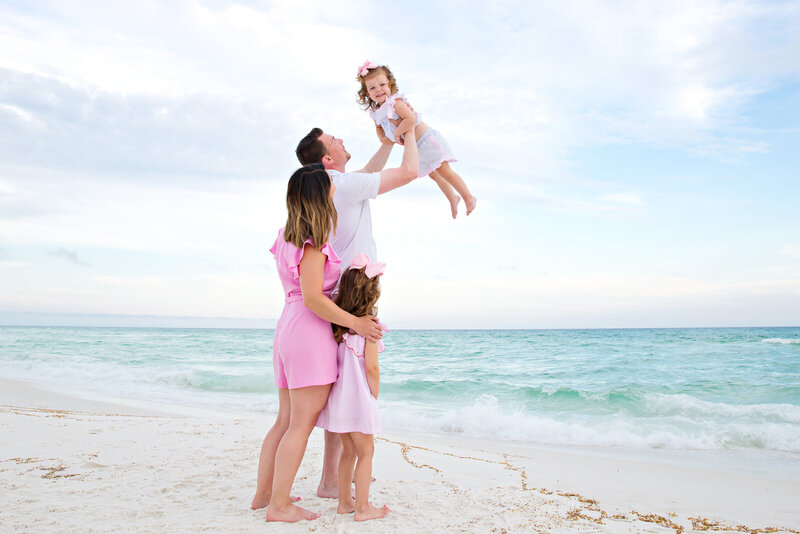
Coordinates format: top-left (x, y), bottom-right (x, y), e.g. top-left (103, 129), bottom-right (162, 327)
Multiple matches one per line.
top-left (1, 0), bottom-right (798, 328)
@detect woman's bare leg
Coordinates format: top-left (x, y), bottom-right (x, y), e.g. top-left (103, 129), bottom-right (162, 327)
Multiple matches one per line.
top-left (350, 432), bottom-right (389, 521)
top-left (251, 388), bottom-right (291, 509)
top-left (265, 384), bottom-right (332, 523)
top-left (336, 433), bottom-right (357, 514)
top-left (436, 161), bottom-right (477, 215)
top-left (429, 170), bottom-right (461, 219)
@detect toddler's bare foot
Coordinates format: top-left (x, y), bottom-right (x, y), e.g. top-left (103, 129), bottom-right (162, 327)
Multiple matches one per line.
top-left (265, 503), bottom-right (318, 523)
top-left (355, 503), bottom-right (389, 522)
top-left (448, 195), bottom-right (461, 219)
top-left (251, 495), bottom-right (299, 510)
top-left (465, 195), bottom-right (477, 215)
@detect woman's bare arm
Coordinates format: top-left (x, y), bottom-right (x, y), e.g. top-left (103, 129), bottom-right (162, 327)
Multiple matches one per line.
top-left (298, 245), bottom-right (383, 342)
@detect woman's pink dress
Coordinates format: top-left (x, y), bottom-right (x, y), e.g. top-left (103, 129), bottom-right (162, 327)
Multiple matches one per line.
top-left (316, 324), bottom-right (387, 435)
top-left (270, 228), bottom-right (340, 390)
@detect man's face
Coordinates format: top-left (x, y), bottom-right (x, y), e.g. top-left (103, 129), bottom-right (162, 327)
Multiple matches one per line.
top-left (319, 133), bottom-right (351, 170)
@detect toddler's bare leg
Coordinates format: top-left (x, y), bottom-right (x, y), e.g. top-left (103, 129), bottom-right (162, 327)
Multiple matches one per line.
top-left (350, 432), bottom-right (389, 521)
top-left (429, 170), bottom-right (461, 219)
top-left (437, 162), bottom-right (477, 215)
top-left (337, 434), bottom-right (357, 514)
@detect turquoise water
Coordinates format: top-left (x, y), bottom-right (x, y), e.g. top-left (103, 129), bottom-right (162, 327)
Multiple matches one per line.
top-left (1, 326), bottom-right (799, 452)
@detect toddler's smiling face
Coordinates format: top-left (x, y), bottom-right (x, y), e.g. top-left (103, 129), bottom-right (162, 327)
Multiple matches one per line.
top-left (365, 72), bottom-right (392, 105)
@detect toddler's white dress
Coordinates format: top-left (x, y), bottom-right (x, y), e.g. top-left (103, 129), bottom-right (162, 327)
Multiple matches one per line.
top-left (369, 93), bottom-right (457, 177)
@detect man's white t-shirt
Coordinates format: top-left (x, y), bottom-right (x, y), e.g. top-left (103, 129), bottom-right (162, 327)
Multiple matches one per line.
top-left (329, 169), bottom-right (381, 270)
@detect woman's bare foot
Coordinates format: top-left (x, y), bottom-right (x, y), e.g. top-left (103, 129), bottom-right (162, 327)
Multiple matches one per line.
top-left (465, 195), bottom-right (477, 215)
top-left (251, 495), bottom-right (299, 510)
top-left (265, 503), bottom-right (318, 523)
top-left (448, 195), bottom-right (461, 219)
top-left (354, 503), bottom-right (389, 521)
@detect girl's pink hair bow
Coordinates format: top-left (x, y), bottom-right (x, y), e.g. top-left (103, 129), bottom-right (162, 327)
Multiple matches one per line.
top-left (350, 253), bottom-right (385, 278)
top-left (357, 60), bottom-right (378, 77)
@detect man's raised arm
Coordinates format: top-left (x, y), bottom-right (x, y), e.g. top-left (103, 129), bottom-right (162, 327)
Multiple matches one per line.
top-left (354, 123), bottom-right (395, 173)
top-left (377, 127), bottom-right (418, 195)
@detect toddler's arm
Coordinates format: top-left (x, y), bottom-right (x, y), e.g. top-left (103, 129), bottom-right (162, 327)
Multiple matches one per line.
top-left (376, 121), bottom-right (394, 145)
top-left (391, 100), bottom-right (415, 144)
top-left (364, 340), bottom-right (380, 399)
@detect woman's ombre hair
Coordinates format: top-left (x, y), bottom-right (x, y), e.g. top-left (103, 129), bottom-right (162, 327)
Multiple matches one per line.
top-left (284, 163), bottom-right (337, 250)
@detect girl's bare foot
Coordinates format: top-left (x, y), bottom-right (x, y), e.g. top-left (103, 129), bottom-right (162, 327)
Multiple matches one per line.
top-left (251, 495), bottom-right (299, 510)
top-left (337, 498), bottom-right (356, 514)
top-left (354, 503), bottom-right (389, 522)
top-left (465, 195), bottom-right (477, 215)
top-left (448, 195), bottom-right (461, 219)
top-left (265, 503), bottom-right (318, 523)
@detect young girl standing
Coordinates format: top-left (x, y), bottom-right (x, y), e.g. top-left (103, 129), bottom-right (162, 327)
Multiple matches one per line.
top-left (316, 253), bottom-right (390, 522)
top-left (356, 60), bottom-right (477, 219)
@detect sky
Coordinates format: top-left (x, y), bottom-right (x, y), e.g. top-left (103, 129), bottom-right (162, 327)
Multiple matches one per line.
top-left (1, 0), bottom-right (799, 329)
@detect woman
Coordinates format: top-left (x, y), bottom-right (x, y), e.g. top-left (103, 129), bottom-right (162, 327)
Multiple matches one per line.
top-left (251, 163), bottom-right (383, 523)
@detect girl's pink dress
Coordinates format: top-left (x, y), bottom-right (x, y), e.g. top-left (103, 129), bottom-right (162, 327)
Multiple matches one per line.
top-left (270, 228), bottom-right (341, 390)
top-left (316, 325), bottom-right (387, 435)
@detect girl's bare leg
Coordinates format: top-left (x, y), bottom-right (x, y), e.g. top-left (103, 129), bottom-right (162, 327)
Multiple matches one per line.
top-left (251, 388), bottom-right (293, 509)
top-left (429, 170), bottom-right (461, 219)
top-left (437, 161), bottom-right (477, 215)
top-left (337, 433), bottom-right (357, 514)
top-left (350, 432), bottom-right (389, 521)
top-left (265, 384), bottom-right (332, 523)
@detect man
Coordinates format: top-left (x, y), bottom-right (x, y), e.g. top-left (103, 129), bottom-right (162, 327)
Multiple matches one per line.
top-left (295, 121), bottom-right (419, 498)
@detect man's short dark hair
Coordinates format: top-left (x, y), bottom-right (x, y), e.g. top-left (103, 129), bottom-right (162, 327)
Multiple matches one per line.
top-left (296, 128), bottom-right (326, 165)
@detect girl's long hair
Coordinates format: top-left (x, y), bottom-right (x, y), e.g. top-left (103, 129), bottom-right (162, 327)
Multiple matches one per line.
top-left (284, 163), bottom-right (337, 250)
top-left (332, 266), bottom-right (381, 343)
top-left (356, 65), bottom-right (399, 111)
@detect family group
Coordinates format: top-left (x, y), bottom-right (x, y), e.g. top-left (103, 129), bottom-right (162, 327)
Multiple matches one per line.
top-left (251, 62), bottom-right (476, 523)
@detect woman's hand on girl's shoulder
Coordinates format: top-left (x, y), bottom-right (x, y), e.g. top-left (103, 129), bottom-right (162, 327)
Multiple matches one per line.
top-left (353, 315), bottom-right (383, 343)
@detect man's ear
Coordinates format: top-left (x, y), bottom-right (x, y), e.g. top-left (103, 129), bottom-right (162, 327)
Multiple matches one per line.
top-left (321, 154), bottom-right (333, 166)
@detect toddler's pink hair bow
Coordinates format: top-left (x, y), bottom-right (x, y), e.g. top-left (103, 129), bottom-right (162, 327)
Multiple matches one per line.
top-left (357, 60), bottom-right (377, 77)
top-left (350, 253), bottom-right (385, 278)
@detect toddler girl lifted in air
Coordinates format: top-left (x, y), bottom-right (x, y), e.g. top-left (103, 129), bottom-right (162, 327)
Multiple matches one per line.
top-left (316, 253), bottom-right (390, 522)
top-left (356, 61), bottom-right (477, 218)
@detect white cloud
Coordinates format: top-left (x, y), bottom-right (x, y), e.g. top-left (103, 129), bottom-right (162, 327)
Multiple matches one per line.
top-left (781, 245), bottom-right (800, 259)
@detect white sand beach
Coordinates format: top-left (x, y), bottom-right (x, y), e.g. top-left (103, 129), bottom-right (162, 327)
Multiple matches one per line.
top-left (1, 376), bottom-right (798, 533)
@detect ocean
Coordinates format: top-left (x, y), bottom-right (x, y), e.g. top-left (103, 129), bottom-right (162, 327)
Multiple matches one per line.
top-left (1, 326), bottom-right (799, 455)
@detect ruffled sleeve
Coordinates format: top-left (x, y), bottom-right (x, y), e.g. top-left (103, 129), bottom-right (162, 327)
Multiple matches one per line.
top-left (385, 93), bottom-right (405, 121)
top-left (285, 239), bottom-right (341, 280)
top-left (269, 228), bottom-right (283, 257)
top-left (342, 322), bottom-right (388, 357)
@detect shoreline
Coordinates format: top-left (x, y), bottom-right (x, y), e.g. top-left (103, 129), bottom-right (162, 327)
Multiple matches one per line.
top-left (2, 376), bottom-right (799, 532)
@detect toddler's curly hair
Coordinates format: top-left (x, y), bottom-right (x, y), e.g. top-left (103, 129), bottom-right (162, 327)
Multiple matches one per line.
top-left (356, 65), bottom-right (399, 111)
top-left (332, 266), bottom-right (381, 343)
